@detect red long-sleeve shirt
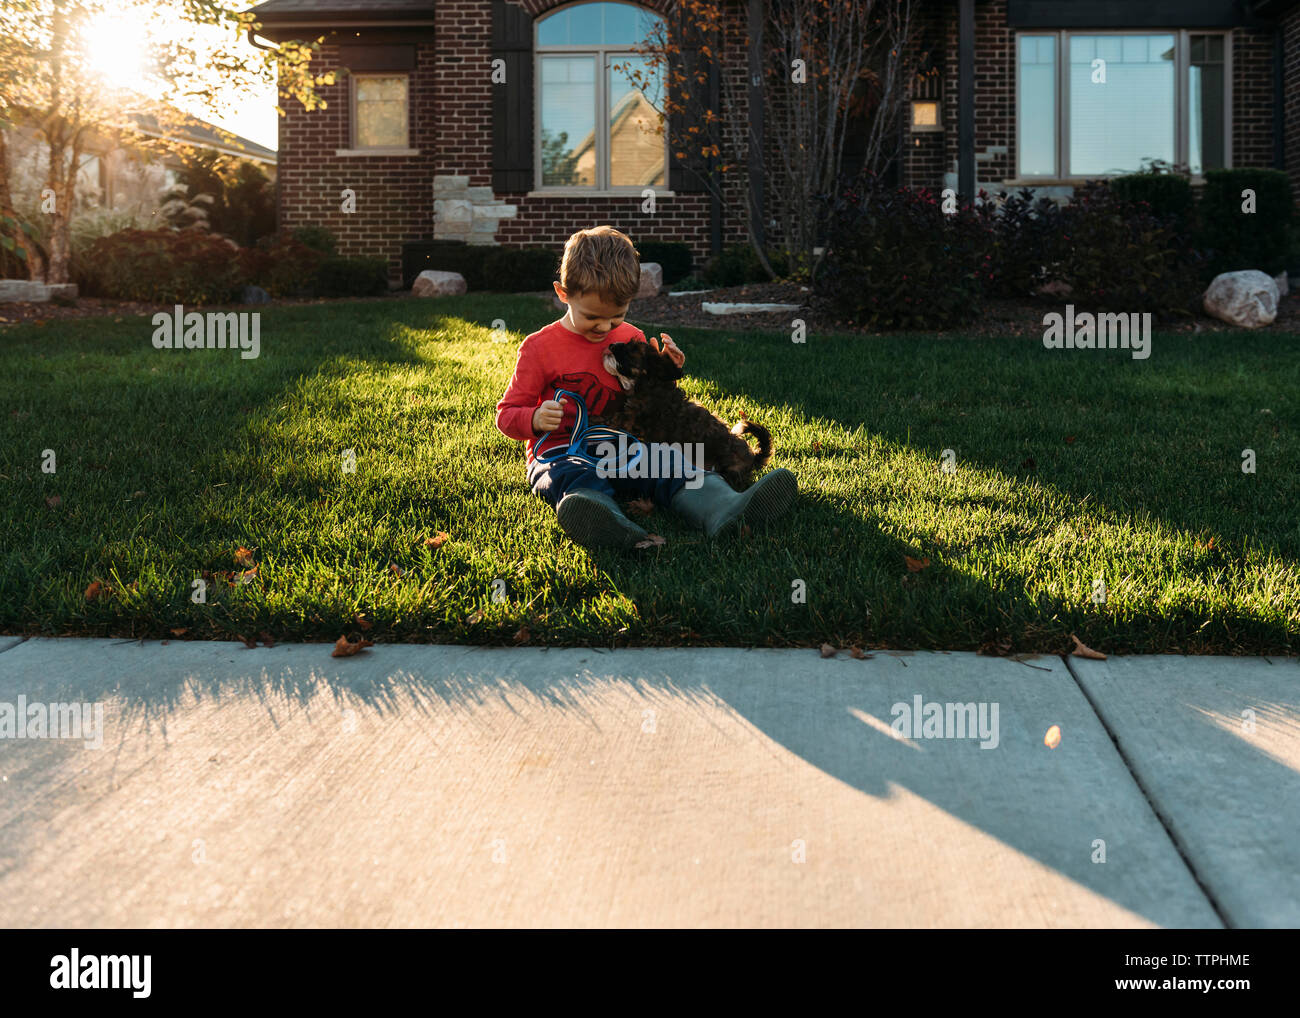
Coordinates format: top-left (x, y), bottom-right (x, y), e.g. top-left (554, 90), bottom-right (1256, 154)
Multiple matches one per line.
top-left (496, 318), bottom-right (648, 464)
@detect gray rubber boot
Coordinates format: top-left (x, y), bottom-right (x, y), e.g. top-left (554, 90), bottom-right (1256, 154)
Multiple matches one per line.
top-left (555, 488), bottom-right (650, 549)
top-left (670, 468), bottom-right (798, 537)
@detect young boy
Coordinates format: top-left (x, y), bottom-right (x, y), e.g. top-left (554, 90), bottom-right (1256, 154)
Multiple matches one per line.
top-left (495, 225), bottom-right (797, 549)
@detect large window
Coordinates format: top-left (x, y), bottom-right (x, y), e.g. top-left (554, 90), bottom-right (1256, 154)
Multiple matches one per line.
top-left (1017, 30), bottom-right (1230, 179)
top-left (352, 74), bottom-right (409, 150)
top-left (535, 1), bottom-right (666, 191)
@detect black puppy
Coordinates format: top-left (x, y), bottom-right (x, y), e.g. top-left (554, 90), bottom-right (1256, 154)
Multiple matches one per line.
top-left (598, 340), bottom-right (773, 490)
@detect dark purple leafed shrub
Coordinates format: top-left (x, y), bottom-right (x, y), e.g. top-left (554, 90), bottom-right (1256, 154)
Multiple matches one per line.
top-left (983, 188), bottom-right (1067, 298)
top-left (815, 173), bottom-right (992, 329)
top-left (237, 233), bottom-right (325, 298)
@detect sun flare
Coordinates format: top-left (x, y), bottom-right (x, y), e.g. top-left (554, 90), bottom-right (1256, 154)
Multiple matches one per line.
top-left (82, 12), bottom-right (152, 93)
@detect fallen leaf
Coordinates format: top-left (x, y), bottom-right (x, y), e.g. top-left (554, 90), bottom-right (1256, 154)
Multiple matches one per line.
top-left (169, 627), bottom-right (188, 637)
top-left (624, 497), bottom-right (655, 517)
top-left (820, 643), bottom-right (837, 658)
top-left (849, 646), bottom-right (873, 660)
top-left (354, 613), bottom-right (372, 630)
top-left (634, 533), bottom-right (667, 549)
top-left (1044, 725), bottom-right (1062, 749)
top-left (904, 555), bottom-right (930, 573)
top-left (331, 634), bottom-right (374, 658)
top-left (1065, 435), bottom-right (1076, 445)
top-left (161, 640), bottom-right (169, 646)
top-left (1204, 537), bottom-right (1216, 551)
top-left (1070, 633), bottom-right (1107, 660)
top-left (740, 524), bottom-right (752, 538)
top-left (233, 566), bottom-right (258, 586)
top-left (258, 631), bottom-right (276, 648)
top-left (512, 626), bottom-right (530, 645)
top-left (811, 440), bottom-right (822, 453)
top-left (424, 532), bottom-right (450, 548)
top-left (234, 546), bottom-right (256, 567)
top-left (84, 580), bottom-right (110, 601)
top-left (389, 563), bottom-right (404, 578)
top-left (131, 490), bottom-right (145, 499)
top-left (238, 634), bottom-right (258, 649)
top-left (467, 609), bottom-right (484, 624)
top-left (45, 494), bottom-right (62, 509)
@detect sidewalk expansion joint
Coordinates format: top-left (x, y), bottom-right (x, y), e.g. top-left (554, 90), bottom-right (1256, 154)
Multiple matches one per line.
top-left (1059, 654), bottom-right (1232, 928)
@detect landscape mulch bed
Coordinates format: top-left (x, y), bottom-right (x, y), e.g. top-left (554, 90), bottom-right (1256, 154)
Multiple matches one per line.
top-left (630, 280), bottom-right (1300, 337)
top-left (4, 281), bottom-right (1298, 335)
top-left (0, 292), bottom-right (410, 328)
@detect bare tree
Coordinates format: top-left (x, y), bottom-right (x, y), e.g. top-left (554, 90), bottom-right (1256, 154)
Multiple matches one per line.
top-left (624, 0), bottom-right (915, 281)
top-left (764, 0), bottom-right (915, 279)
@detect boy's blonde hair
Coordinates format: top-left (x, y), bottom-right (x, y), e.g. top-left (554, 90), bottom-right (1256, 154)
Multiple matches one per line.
top-left (559, 225), bottom-right (641, 306)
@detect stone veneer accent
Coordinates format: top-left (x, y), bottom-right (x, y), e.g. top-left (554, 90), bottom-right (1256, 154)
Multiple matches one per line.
top-left (433, 174), bottom-right (518, 245)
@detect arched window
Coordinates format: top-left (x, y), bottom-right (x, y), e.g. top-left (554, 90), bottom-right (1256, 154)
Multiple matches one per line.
top-left (535, 2), bottom-right (666, 191)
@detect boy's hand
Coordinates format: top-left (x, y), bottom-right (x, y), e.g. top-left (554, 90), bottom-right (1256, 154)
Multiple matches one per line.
top-left (652, 333), bottom-right (685, 368)
top-left (532, 398), bottom-right (566, 435)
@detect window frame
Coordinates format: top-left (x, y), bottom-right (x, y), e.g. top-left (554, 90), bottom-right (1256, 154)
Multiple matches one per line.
top-left (1014, 28), bottom-right (1233, 184)
top-left (532, 1), bottom-right (670, 195)
top-left (348, 72), bottom-right (412, 153)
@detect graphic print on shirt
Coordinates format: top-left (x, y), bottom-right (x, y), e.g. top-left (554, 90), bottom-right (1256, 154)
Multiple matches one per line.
top-left (551, 371), bottom-right (622, 420)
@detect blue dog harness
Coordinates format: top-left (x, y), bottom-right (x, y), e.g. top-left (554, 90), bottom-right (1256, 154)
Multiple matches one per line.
top-left (534, 388), bottom-right (646, 474)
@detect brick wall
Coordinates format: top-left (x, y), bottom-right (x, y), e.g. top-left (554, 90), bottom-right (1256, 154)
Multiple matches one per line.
top-left (276, 0), bottom-right (753, 285)
top-left (277, 39), bottom-right (440, 284)
top-left (1284, 6), bottom-right (1300, 202)
top-left (1232, 27), bottom-right (1276, 172)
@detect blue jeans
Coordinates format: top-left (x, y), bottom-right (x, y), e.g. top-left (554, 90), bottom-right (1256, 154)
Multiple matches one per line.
top-left (527, 440), bottom-right (695, 511)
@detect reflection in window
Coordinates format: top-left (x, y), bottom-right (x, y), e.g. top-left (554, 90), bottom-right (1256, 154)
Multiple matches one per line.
top-left (354, 75), bottom-right (408, 149)
top-left (1018, 35), bottom-right (1056, 177)
top-left (536, 2), bottom-right (665, 190)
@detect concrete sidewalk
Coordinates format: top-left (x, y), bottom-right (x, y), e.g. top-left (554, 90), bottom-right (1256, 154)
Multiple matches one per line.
top-left (0, 637), bottom-right (1295, 928)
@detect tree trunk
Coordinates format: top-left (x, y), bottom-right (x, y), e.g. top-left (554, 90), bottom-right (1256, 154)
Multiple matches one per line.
top-left (45, 132), bottom-right (71, 284)
top-left (0, 127), bottom-right (46, 281)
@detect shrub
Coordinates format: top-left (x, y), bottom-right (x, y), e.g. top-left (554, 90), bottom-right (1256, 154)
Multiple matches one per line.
top-left (815, 174), bottom-right (991, 329)
top-left (635, 241), bottom-right (693, 283)
top-left (173, 154), bottom-right (277, 247)
top-left (1109, 171), bottom-right (1195, 230)
top-left (83, 229), bottom-right (245, 304)
top-left (314, 255), bottom-right (390, 297)
top-left (238, 232), bottom-right (324, 298)
top-left (291, 224), bottom-right (338, 256)
top-left (983, 188), bottom-right (1066, 298)
top-left (1196, 168), bottom-right (1295, 277)
top-left (1056, 182), bottom-right (1203, 318)
top-left (701, 243), bottom-right (790, 286)
top-left (481, 246), bottom-right (560, 291)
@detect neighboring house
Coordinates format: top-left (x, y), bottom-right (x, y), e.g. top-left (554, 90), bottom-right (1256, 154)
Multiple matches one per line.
top-left (249, 0), bottom-right (1300, 283)
top-left (4, 113), bottom-right (276, 222)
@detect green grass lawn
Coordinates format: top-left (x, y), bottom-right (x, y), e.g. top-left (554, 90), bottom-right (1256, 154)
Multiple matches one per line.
top-left (2, 293), bottom-right (1298, 654)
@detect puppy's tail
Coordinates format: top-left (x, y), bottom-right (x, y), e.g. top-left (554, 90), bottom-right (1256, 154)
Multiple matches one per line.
top-left (731, 417), bottom-right (773, 470)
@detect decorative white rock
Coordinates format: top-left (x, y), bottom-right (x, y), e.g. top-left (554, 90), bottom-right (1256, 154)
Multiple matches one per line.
top-left (1274, 271), bottom-right (1289, 298)
top-left (411, 270), bottom-right (468, 297)
top-left (635, 262), bottom-right (663, 299)
top-left (1202, 270), bottom-right (1279, 328)
top-left (702, 301), bottom-right (802, 315)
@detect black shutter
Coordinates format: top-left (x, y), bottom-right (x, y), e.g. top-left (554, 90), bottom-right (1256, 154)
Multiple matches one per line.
top-left (492, 0), bottom-right (534, 192)
top-left (667, 6), bottom-right (717, 194)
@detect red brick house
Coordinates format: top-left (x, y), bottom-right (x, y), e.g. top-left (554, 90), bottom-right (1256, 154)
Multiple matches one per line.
top-left (248, 0), bottom-right (1300, 285)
